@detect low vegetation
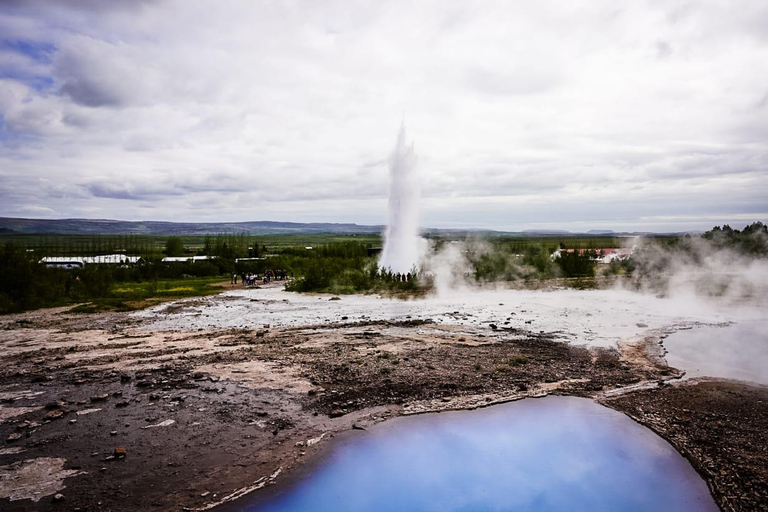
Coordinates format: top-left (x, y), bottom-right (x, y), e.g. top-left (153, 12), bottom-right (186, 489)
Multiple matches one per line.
top-left (1, 223), bottom-right (764, 313)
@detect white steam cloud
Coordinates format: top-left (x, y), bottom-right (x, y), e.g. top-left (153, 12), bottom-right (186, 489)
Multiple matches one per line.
top-left (628, 234), bottom-right (768, 307)
top-left (379, 125), bottom-right (423, 274)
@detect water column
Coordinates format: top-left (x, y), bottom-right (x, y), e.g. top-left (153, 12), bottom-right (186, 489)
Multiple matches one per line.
top-left (379, 125), bottom-right (421, 274)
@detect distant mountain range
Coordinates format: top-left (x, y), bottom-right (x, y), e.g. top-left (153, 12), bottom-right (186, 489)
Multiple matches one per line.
top-left (0, 217), bottom-right (384, 235)
top-left (0, 217), bottom-right (685, 237)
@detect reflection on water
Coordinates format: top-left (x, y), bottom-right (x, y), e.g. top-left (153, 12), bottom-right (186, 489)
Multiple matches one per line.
top-left (247, 397), bottom-right (717, 512)
top-left (664, 319), bottom-right (768, 384)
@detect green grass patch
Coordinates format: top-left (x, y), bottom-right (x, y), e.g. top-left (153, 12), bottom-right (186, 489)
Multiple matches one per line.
top-left (69, 277), bottom-right (225, 313)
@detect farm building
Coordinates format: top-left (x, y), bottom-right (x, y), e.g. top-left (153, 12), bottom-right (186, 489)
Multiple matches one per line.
top-left (550, 247), bottom-right (634, 263)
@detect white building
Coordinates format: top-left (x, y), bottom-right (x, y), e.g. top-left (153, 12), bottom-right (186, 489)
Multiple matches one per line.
top-left (161, 255), bottom-right (217, 263)
top-left (39, 254), bottom-right (142, 268)
top-left (39, 257), bottom-right (85, 269)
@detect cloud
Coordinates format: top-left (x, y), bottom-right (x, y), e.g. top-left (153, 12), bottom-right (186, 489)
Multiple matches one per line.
top-left (0, 0), bottom-right (766, 231)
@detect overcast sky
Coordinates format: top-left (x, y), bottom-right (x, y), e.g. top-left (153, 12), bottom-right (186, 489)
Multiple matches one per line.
top-left (1, 0), bottom-right (766, 232)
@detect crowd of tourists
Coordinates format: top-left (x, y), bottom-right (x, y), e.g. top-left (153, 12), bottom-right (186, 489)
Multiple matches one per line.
top-left (390, 272), bottom-right (413, 282)
top-left (233, 270), bottom-right (287, 286)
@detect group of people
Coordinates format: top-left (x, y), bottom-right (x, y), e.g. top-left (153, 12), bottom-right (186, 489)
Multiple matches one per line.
top-left (232, 269), bottom-right (288, 286)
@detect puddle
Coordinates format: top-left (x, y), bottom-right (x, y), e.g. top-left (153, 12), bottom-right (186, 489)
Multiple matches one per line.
top-left (241, 396), bottom-right (718, 512)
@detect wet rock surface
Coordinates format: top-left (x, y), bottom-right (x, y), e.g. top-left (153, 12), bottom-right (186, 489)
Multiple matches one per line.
top-left (604, 380), bottom-right (768, 512)
top-left (0, 302), bottom-right (762, 511)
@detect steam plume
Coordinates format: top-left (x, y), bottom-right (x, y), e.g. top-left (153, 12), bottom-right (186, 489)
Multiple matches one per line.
top-left (379, 124), bottom-right (422, 274)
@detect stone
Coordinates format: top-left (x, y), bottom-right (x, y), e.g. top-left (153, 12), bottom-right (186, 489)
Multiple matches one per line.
top-left (52, 493), bottom-right (64, 502)
top-left (90, 393), bottom-right (109, 402)
top-left (114, 447), bottom-right (127, 457)
top-left (6, 433), bottom-right (22, 442)
top-left (45, 410), bottom-right (65, 420)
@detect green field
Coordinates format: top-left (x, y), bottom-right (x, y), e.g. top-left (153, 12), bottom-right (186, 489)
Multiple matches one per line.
top-left (0, 233), bottom-right (384, 258)
top-left (0, 232), bottom-right (642, 258)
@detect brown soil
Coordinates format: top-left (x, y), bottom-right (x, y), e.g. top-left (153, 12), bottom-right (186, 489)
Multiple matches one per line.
top-left (0, 304), bottom-right (764, 511)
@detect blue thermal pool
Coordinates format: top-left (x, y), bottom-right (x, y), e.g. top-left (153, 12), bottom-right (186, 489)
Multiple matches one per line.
top-left (241, 396), bottom-right (718, 512)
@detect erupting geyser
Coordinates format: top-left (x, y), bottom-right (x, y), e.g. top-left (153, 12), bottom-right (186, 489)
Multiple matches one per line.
top-left (379, 124), bottom-right (421, 274)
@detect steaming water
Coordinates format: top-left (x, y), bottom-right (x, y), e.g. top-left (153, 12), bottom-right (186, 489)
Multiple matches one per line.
top-left (243, 397), bottom-right (718, 512)
top-left (663, 319), bottom-right (768, 384)
top-left (378, 125), bottom-right (421, 274)
top-left (136, 286), bottom-right (766, 351)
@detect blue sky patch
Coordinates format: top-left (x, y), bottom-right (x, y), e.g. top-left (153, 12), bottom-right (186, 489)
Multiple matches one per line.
top-left (1, 38), bottom-right (56, 63)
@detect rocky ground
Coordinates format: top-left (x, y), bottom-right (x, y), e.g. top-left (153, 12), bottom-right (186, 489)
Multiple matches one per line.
top-left (0, 297), bottom-right (765, 511)
top-left (603, 379), bottom-right (768, 512)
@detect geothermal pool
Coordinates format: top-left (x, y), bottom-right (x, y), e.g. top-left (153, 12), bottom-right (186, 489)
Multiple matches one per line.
top-left (663, 319), bottom-right (768, 385)
top-left (241, 396), bottom-right (718, 512)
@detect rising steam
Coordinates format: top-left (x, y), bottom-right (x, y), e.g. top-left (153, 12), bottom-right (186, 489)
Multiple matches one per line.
top-left (379, 124), bottom-right (422, 274)
top-left (628, 229), bottom-right (768, 306)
